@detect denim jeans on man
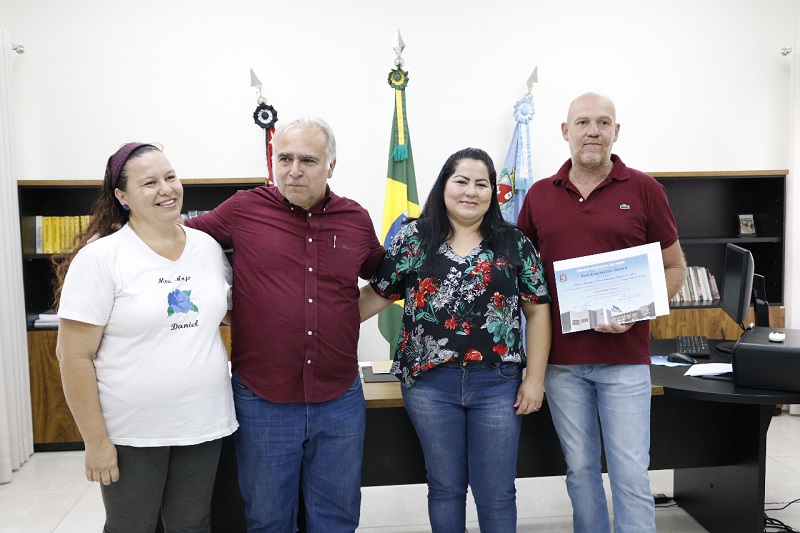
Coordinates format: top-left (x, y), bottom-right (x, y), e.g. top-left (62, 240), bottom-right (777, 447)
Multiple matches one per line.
top-left (545, 363), bottom-right (655, 533)
top-left (231, 370), bottom-right (365, 533)
top-left (402, 361), bottom-right (523, 533)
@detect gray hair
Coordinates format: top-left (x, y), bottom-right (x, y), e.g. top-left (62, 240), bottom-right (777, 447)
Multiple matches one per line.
top-left (273, 116), bottom-right (337, 167)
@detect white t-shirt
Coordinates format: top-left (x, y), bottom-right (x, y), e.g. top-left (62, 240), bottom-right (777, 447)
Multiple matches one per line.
top-left (58, 224), bottom-right (238, 446)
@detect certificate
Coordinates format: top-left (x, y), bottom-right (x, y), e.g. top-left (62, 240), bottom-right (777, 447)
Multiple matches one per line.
top-left (552, 242), bottom-right (670, 334)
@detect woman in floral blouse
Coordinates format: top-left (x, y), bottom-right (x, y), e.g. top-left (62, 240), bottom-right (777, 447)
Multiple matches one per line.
top-left (359, 147), bottom-right (551, 533)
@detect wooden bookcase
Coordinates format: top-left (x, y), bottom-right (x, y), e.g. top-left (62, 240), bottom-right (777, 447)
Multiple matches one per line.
top-left (649, 170), bottom-right (787, 338)
top-left (18, 178), bottom-right (262, 448)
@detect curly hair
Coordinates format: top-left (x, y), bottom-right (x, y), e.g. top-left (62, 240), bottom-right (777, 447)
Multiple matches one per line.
top-left (52, 144), bottom-right (161, 309)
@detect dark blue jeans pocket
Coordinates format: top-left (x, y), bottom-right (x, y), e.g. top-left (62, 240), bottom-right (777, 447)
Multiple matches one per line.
top-left (231, 370), bottom-right (260, 401)
top-left (495, 362), bottom-right (523, 380)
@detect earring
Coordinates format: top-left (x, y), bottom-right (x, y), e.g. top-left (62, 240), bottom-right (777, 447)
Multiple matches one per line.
top-left (122, 203), bottom-right (130, 211)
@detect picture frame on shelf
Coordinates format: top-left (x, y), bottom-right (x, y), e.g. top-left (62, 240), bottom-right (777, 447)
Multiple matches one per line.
top-left (738, 213), bottom-right (756, 236)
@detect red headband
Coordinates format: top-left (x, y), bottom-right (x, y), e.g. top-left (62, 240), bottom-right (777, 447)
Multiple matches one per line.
top-left (109, 142), bottom-right (157, 189)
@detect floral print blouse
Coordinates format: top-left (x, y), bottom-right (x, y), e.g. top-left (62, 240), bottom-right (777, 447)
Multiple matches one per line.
top-left (370, 221), bottom-right (551, 387)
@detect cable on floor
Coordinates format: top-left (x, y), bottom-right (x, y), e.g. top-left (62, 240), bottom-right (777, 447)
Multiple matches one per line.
top-left (764, 513), bottom-right (799, 532)
top-left (766, 498), bottom-right (800, 512)
top-left (764, 497), bottom-right (800, 532)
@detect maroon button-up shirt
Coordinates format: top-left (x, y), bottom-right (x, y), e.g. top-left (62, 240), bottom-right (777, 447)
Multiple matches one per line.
top-left (187, 185), bottom-right (384, 403)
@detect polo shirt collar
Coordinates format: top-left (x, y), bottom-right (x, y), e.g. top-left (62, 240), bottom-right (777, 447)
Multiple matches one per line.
top-left (553, 154), bottom-right (629, 188)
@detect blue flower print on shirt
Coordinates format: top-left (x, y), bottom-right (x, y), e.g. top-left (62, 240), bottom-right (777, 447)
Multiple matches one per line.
top-left (167, 289), bottom-right (198, 316)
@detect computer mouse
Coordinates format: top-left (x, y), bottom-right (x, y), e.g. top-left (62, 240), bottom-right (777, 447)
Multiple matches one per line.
top-left (667, 352), bottom-right (697, 365)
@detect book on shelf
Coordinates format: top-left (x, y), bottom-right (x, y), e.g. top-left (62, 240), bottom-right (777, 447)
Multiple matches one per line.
top-left (43, 216), bottom-right (52, 253)
top-left (33, 311), bottom-right (59, 328)
top-left (21, 215), bottom-right (91, 254)
top-left (20, 215), bottom-right (43, 254)
top-left (708, 274), bottom-right (720, 299)
top-left (670, 265), bottom-right (719, 304)
top-left (695, 266), bottom-right (713, 301)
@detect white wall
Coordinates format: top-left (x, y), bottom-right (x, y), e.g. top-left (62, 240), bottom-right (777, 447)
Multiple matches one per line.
top-left (3, 0), bottom-right (799, 357)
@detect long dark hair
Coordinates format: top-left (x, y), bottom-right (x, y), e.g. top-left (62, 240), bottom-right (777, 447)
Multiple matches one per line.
top-left (416, 147), bottom-right (511, 258)
top-left (52, 143), bottom-right (161, 309)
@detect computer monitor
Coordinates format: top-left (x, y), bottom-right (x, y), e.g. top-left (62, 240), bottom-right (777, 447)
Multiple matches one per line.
top-left (720, 243), bottom-right (755, 325)
top-left (717, 243), bottom-right (760, 354)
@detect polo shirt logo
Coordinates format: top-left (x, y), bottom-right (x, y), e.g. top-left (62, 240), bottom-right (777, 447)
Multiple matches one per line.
top-left (620, 204), bottom-right (631, 210)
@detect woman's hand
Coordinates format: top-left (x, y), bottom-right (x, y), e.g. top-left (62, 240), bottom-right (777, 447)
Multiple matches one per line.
top-left (514, 375), bottom-right (544, 416)
top-left (84, 437), bottom-right (119, 485)
top-left (57, 319), bottom-right (118, 484)
top-left (518, 301), bottom-right (550, 415)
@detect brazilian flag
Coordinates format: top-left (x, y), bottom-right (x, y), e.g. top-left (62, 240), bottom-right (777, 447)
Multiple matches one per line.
top-left (378, 66), bottom-right (420, 356)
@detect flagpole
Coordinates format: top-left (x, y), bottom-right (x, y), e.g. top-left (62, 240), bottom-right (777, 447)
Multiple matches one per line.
top-left (378, 30), bottom-right (421, 356)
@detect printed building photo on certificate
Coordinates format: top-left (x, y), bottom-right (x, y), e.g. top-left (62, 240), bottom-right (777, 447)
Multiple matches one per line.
top-left (553, 243), bottom-right (670, 334)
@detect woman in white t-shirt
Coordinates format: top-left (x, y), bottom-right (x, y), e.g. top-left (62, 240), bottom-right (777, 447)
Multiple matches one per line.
top-left (53, 143), bottom-right (238, 532)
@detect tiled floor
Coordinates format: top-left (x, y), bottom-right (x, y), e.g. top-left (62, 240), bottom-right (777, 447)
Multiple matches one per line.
top-left (2, 412), bottom-right (799, 533)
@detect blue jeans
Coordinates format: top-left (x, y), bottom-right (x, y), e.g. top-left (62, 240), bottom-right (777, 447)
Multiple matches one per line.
top-left (544, 364), bottom-right (655, 533)
top-left (402, 362), bottom-right (523, 533)
top-left (231, 371), bottom-right (365, 533)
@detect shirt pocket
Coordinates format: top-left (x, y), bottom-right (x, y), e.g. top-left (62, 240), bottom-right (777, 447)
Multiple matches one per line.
top-left (320, 234), bottom-right (360, 282)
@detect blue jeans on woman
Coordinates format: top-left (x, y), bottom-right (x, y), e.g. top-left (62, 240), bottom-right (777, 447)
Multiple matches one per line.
top-left (231, 370), bottom-right (365, 533)
top-left (401, 361), bottom-right (523, 533)
top-left (544, 363), bottom-right (655, 533)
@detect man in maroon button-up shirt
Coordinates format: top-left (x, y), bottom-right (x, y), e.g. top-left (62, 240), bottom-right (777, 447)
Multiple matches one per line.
top-left (187, 116), bottom-right (384, 532)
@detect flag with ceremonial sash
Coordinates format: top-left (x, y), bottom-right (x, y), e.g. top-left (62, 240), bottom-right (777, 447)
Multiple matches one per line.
top-left (250, 69), bottom-right (279, 186)
top-left (497, 96), bottom-right (536, 351)
top-left (497, 97), bottom-right (535, 223)
top-left (378, 66), bottom-right (420, 355)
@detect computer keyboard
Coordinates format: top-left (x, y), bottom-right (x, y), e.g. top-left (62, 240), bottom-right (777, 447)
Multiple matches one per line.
top-left (675, 335), bottom-right (711, 357)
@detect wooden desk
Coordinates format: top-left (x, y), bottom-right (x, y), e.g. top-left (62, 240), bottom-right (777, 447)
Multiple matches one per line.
top-left (213, 345), bottom-right (800, 532)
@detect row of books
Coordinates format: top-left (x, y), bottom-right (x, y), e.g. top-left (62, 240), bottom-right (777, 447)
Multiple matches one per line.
top-left (21, 215), bottom-right (92, 254)
top-left (670, 265), bottom-right (720, 304)
top-left (21, 211), bottom-right (211, 255)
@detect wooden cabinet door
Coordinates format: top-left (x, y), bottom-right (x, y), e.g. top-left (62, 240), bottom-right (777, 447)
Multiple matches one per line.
top-left (27, 330), bottom-right (82, 444)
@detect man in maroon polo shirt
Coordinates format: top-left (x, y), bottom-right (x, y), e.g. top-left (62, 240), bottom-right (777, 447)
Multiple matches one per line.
top-left (517, 93), bottom-right (686, 533)
top-left (187, 116), bottom-right (384, 532)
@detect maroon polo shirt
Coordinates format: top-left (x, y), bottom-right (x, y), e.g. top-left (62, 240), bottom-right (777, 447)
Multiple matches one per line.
top-left (517, 155), bottom-right (678, 365)
top-left (187, 185), bottom-right (384, 403)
